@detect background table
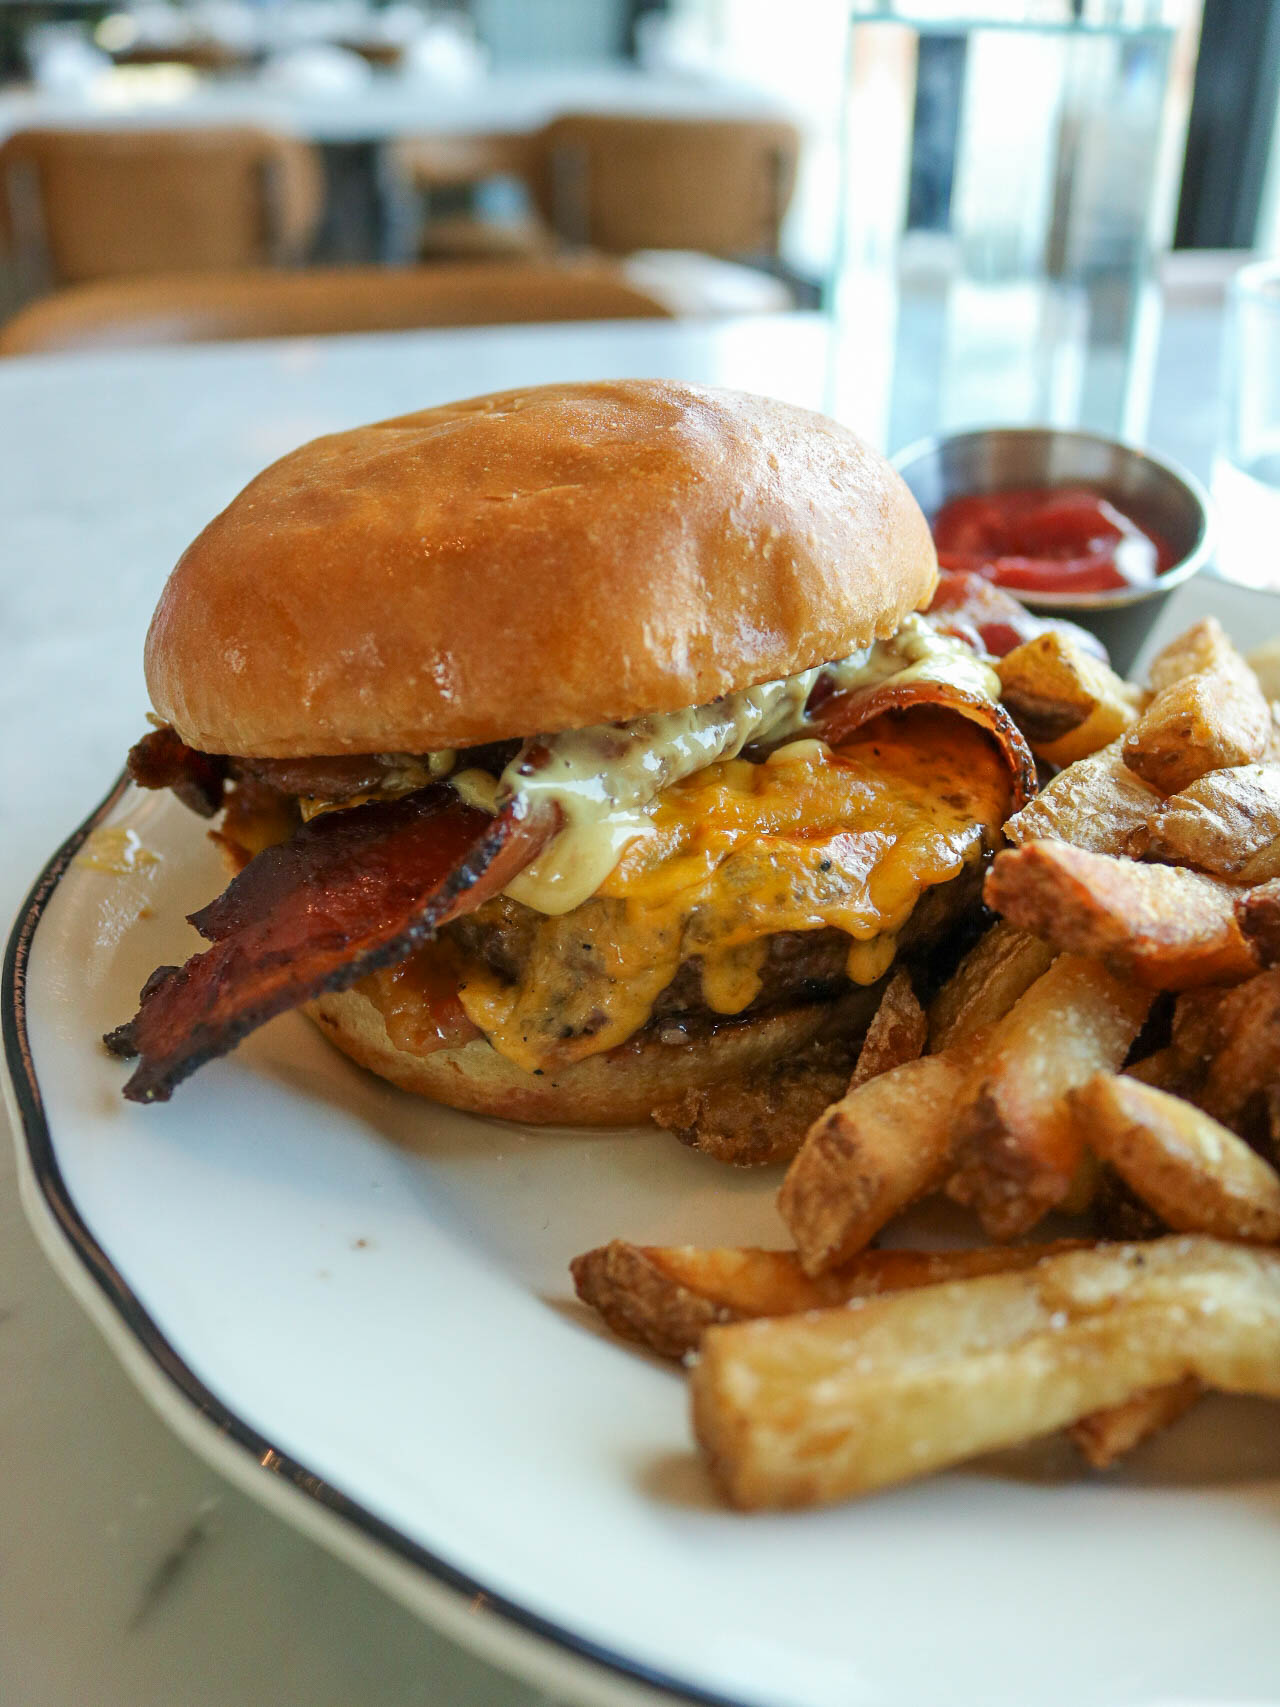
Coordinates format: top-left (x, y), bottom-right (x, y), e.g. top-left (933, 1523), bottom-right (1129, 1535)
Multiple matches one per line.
top-left (0, 64), bottom-right (789, 146)
top-left (0, 63), bottom-right (796, 264)
top-left (0, 301), bottom-right (1231, 1705)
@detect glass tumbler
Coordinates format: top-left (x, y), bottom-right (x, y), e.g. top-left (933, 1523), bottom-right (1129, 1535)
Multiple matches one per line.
top-left (830, 5), bottom-right (1178, 453)
top-left (1213, 261), bottom-right (1280, 590)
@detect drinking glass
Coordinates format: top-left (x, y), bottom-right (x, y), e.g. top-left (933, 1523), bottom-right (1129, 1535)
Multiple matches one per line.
top-left (1212, 261), bottom-right (1280, 590)
top-left (829, 4), bottom-right (1178, 452)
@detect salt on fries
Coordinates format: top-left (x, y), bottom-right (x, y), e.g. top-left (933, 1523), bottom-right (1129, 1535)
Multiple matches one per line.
top-left (1143, 763), bottom-right (1280, 882)
top-left (778, 1052), bottom-right (961, 1273)
top-left (946, 954), bottom-right (1149, 1238)
top-left (1197, 971), bottom-right (1280, 1134)
top-left (1121, 618), bottom-right (1271, 794)
top-left (690, 1240), bottom-right (1280, 1508)
top-left (571, 1238), bottom-right (1090, 1361)
top-left (1074, 1074), bottom-right (1280, 1243)
top-left (927, 920), bottom-right (1055, 1051)
top-left (985, 842), bottom-right (1258, 988)
top-left (1002, 737), bottom-right (1158, 857)
top-left (571, 616), bottom-right (1280, 1510)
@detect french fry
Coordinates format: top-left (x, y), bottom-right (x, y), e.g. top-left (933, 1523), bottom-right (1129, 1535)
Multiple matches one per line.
top-left (651, 1034), bottom-right (859, 1166)
top-left (1091, 1165), bottom-right (1169, 1240)
top-left (779, 1053), bottom-right (965, 1274)
top-left (947, 955), bottom-right (1151, 1239)
top-left (1170, 984), bottom-right (1231, 1072)
top-left (1002, 738), bottom-right (1158, 857)
top-left (690, 1237), bottom-right (1280, 1508)
top-left (985, 842), bottom-right (1259, 989)
top-left (1075, 1073), bottom-right (1280, 1243)
top-left (849, 966), bottom-right (926, 1087)
top-left (1148, 615), bottom-right (1243, 692)
top-left (1143, 764), bottom-right (1280, 882)
top-left (1168, 974), bottom-right (1280, 1131)
top-left (1236, 878), bottom-right (1280, 968)
top-left (1068, 1377), bottom-right (1202, 1470)
top-left (1121, 622), bottom-right (1269, 795)
top-left (996, 630), bottom-right (1141, 767)
top-left (1267, 1085), bottom-right (1280, 1167)
top-left (1124, 1046), bottom-right (1187, 1093)
top-left (927, 921), bottom-right (1057, 1052)
top-left (1058, 1148), bottom-right (1103, 1216)
top-left (570, 1238), bottom-right (1092, 1360)
top-left (1198, 968), bottom-right (1280, 1134)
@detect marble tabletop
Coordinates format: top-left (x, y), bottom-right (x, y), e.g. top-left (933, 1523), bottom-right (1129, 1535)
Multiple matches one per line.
top-left (0, 301), bottom-right (1231, 1706)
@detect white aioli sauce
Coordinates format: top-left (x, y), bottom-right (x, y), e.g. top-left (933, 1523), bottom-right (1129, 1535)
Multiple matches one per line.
top-left (449, 616), bottom-right (999, 915)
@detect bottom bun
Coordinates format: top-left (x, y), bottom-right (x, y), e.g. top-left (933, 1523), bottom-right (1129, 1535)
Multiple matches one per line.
top-left (306, 983), bottom-right (883, 1127)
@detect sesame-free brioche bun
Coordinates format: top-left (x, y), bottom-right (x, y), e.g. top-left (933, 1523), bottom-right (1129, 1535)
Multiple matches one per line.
top-left (306, 981), bottom-right (883, 1127)
top-left (145, 379), bottom-right (936, 758)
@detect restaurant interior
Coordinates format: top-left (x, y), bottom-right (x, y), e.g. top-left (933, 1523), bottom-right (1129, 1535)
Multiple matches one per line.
top-left (5, 3), bottom-right (1280, 1706)
top-left (0, 1), bottom-right (1271, 360)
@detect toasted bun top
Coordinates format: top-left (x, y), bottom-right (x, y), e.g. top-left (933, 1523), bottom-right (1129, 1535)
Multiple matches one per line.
top-left (145, 380), bottom-right (936, 757)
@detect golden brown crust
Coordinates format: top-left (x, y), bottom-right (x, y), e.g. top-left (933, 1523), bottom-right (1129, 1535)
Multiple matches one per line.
top-left (650, 1036), bottom-right (863, 1165)
top-left (569, 1241), bottom-right (736, 1357)
top-left (305, 982), bottom-right (881, 1127)
top-left (145, 380), bottom-right (936, 756)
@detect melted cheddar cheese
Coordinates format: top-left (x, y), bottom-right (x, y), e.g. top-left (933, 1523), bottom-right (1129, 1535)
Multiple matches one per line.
top-left (450, 709), bottom-right (1011, 1072)
top-left (466, 614), bottom-right (999, 915)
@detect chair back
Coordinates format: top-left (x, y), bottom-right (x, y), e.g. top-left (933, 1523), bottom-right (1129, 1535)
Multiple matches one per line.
top-left (529, 114), bottom-right (800, 258)
top-left (0, 127), bottom-right (323, 287)
top-left (0, 260), bottom-right (674, 355)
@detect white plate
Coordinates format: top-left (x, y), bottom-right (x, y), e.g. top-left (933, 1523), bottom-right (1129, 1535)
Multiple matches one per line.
top-left (8, 577), bottom-right (1280, 1707)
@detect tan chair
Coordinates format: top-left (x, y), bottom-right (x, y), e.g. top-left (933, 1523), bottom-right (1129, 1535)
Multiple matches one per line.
top-left (0, 259), bottom-right (674, 355)
top-left (0, 126), bottom-right (324, 288)
top-left (528, 114), bottom-right (801, 260)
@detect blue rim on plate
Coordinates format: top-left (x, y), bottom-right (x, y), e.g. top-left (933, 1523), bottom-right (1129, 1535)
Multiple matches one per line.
top-left (1, 773), bottom-right (738, 1707)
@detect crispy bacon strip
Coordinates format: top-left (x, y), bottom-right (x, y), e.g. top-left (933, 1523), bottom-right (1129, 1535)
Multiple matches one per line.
top-left (928, 569), bottom-right (1108, 663)
top-left (127, 726), bottom-right (230, 818)
top-left (105, 787), bottom-right (557, 1102)
top-left (814, 677), bottom-right (1038, 813)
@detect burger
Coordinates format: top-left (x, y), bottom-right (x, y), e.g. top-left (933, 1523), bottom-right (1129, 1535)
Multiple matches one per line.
top-left (106, 380), bottom-right (1033, 1127)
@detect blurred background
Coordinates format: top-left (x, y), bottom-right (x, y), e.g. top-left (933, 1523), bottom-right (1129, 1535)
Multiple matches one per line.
top-left (0, 0), bottom-right (1277, 457)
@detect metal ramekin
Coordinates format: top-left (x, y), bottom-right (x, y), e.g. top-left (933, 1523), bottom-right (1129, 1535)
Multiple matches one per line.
top-left (892, 426), bottom-right (1215, 675)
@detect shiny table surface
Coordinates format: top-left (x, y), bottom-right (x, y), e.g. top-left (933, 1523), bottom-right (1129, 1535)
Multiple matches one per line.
top-left (0, 301), bottom-right (1229, 1706)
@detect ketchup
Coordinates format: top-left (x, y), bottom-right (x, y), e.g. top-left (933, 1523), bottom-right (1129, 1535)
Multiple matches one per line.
top-left (932, 486), bottom-right (1176, 595)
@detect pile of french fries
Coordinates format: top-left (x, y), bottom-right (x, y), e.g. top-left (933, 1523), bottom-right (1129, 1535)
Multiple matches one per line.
top-left (572, 616), bottom-right (1280, 1509)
